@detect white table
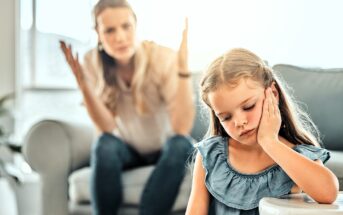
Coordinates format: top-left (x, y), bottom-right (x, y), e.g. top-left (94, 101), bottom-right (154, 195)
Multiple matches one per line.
top-left (259, 192), bottom-right (343, 215)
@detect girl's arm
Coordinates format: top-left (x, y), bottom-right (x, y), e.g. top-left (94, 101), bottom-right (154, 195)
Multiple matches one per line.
top-left (186, 152), bottom-right (210, 215)
top-left (258, 88), bottom-right (339, 204)
top-left (262, 142), bottom-right (338, 203)
top-left (60, 41), bottom-right (116, 133)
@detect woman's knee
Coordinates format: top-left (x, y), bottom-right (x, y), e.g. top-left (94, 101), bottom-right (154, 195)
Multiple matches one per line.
top-left (163, 135), bottom-right (194, 161)
top-left (92, 133), bottom-right (124, 159)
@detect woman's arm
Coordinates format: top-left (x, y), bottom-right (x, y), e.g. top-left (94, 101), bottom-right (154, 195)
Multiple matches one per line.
top-left (186, 152), bottom-right (210, 215)
top-left (60, 41), bottom-right (116, 133)
top-left (258, 88), bottom-right (339, 204)
top-left (168, 18), bottom-right (195, 135)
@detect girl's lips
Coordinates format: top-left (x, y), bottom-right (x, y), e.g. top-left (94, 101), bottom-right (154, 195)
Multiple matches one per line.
top-left (240, 129), bottom-right (255, 137)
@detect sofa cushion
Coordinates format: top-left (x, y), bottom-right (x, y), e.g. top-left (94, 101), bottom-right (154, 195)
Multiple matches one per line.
top-left (68, 165), bottom-right (192, 211)
top-left (272, 64), bottom-right (343, 151)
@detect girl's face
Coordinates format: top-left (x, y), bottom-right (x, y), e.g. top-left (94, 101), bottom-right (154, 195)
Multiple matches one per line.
top-left (208, 78), bottom-right (265, 146)
top-left (96, 7), bottom-right (136, 65)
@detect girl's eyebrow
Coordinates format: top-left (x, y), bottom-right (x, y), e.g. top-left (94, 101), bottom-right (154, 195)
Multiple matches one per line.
top-left (217, 96), bottom-right (255, 116)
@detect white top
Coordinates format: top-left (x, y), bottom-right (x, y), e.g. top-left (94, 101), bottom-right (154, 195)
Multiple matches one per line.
top-left (82, 41), bottom-right (180, 154)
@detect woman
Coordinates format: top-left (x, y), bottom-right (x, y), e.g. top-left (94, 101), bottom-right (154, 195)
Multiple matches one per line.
top-left (60, 0), bottom-right (195, 214)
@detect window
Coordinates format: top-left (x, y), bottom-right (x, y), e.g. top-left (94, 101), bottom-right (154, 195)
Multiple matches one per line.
top-left (20, 0), bottom-right (343, 89)
top-left (20, 0), bottom-right (96, 89)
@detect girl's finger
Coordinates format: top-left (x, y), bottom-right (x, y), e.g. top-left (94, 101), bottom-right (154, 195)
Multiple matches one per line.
top-left (265, 88), bottom-right (271, 118)
top-left (262, 89), bottom-right (269, 119)
top-left (271, 91), bottom-right (279, 115)
top-left (269, 88), bottom-right (275, 116)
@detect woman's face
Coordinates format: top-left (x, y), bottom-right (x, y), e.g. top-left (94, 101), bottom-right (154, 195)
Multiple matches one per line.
top-left (208, 78), bottom-right (265, 146)
top-left (96, 7), bottom-right (136, 65)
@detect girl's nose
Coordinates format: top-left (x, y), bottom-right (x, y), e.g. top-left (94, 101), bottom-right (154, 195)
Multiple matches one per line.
top-left (234, 117), bottom-right (248, 127)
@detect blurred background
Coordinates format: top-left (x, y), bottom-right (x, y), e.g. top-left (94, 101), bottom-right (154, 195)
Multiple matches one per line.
top-left (1, 0), bottom-right (343, 214)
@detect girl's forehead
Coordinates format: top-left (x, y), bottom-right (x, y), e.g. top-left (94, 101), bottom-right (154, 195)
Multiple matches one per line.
top-left (220, 78), bottom-right (263, 93)
top-left (208, 79), bottom-right (264, 108)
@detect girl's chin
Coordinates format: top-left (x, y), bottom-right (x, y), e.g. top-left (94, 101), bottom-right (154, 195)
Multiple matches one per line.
top-left (236, 136), bottom-right (258, 146)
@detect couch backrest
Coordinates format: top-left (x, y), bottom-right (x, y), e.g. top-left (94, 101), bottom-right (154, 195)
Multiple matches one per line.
top-left (190, 72), bottom-right (209, 142)
top-left (273, 64), bottom-right (343, 151)
top-left (191, 65), bottom-right (343, 151)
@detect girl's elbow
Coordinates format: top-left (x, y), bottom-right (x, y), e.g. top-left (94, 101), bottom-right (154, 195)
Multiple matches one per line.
top-left (316, 191), bottom-right (338, 204)
top-left (316, 185), bottom-right (339, 204)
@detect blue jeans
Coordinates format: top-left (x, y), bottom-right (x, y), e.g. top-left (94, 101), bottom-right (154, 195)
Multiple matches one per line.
top-left (90, 133), bottom-right (193, 215)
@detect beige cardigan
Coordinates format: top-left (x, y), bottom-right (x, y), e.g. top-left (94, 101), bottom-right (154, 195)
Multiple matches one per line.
top-left (82, 41), bottom-right (195, 153)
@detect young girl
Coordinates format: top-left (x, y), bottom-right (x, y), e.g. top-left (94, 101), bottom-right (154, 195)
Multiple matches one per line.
top-left (186, 48), bottom-right (339, 215)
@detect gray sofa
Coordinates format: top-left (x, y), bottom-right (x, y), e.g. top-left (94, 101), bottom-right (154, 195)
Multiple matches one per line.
top-left (23, 64), bottom-right (343, 215)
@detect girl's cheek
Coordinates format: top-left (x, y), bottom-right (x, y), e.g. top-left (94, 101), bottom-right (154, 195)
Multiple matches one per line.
top-left (223, 122), bottom-right (235, 137)
top-left (252, 103), bottom-right (264, 125)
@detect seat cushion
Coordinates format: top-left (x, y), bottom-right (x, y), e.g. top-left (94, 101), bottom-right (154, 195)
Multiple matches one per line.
top-left (68, 165), bottom-right (192, 211)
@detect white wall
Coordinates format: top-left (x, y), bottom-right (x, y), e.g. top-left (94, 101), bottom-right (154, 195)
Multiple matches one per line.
top-left (0, 0), bottom-right (17, 96)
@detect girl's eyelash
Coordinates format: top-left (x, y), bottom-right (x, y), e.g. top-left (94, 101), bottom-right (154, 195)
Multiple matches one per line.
top-left (220, 115), bottom-right (231, 122)
top-left (243, 104), bottom-right (255, 111)
top-left (219, 104), bottom-right (255, 122)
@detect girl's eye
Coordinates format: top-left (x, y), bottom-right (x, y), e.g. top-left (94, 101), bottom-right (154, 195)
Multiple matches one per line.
top-left (243, 104), bottom-right (255, 111)
top-left (220, 115), bottom-right (232, 122)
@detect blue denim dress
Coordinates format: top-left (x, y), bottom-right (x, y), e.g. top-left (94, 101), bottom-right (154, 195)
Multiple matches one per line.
top-left (196, 136), bottom-right (330, 215)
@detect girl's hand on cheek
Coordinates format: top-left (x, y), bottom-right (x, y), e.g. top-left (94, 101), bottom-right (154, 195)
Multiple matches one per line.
top-left (257, 88), bottom-right (282, 146)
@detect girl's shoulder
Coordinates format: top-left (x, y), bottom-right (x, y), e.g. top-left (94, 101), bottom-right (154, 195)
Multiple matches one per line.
top-left (195, 135), bottom-right (225, 148)
top-left (280, 137), bottom-right (330, 163)
top-left (198, 138), bottom-right (295, 210)
top-left (293, 143), bottom-right (330, 163)
top-left (195, 135), bottom-right (227, 159)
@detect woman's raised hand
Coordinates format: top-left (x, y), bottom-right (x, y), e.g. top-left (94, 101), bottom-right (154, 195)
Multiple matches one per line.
top-left (257, 87), bottom-right (282, 146)
top-left (59, 40), bottom-right (87, 88)
top-left (178, 18), bottom-right (189, 73)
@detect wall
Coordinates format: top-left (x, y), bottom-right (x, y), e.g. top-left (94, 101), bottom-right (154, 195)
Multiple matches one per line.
top-left (0, 0), bottom-right (18, 97)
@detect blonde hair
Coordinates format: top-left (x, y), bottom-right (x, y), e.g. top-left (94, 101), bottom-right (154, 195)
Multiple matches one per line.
top-left (200, 48), bottom-right (320, 146)
top-left (93, 0), bottom-right (136, 29)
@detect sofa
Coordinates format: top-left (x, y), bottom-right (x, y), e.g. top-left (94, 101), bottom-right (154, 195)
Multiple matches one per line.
top-left (22, 64), bottom-right (343, 215)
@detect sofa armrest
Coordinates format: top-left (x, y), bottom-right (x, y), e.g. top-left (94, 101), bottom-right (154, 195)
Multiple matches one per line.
top-left (326, 150), bottom-right (343, 191)
top-left (22, 119), bottom-right (95, 215)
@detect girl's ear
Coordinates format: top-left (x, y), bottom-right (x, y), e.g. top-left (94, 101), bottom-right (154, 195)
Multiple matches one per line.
top-left (270, 82), bottom-right (280, 103)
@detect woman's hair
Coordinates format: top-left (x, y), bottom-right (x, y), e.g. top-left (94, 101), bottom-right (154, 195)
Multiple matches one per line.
top-left (93, 0), bottom-right (136, 30)
top-left (92, 0), bottom-right (149, 114)
top-left (200, 48), bottom-right (321, 146)
top-left (93, 0), bottom-right (137, 83)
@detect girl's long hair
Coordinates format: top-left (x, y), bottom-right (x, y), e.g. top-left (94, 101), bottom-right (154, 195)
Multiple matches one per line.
top-left (200, 48), bottom-right (321, 146)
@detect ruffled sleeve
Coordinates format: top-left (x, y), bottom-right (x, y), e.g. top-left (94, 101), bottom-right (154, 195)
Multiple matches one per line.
top-left (196, 136), bottom-right (294, 210)
top-left (293, 144), bottom-right (330, 163)
top-left (196, 139), bottom-right (331, 211)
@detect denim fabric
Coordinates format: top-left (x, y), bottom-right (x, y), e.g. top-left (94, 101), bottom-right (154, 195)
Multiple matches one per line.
top-left (90, 133), bottom-right (193, 215)
top-left (197, 135), bottom-right (330, 215)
